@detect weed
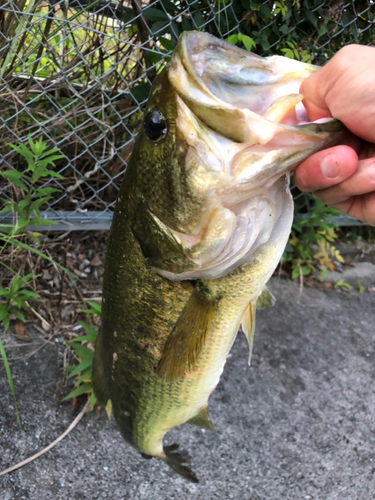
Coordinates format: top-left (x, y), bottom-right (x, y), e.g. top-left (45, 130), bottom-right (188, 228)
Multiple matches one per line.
top-left (0, 135), bottom-right (65, 429)
top-left (0, 273), bottom-right (39, 330)
top-left (1, 134), bottom-right (64, 234)
top-left (335, 279), bottom-right (352, 290)
top-left (63, 301), bottom-right (101, 411)
top-left (283, 194), bottom-right (344, 280)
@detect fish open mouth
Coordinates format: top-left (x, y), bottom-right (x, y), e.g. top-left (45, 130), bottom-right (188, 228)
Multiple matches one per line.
top-left (168, 31), bottom-right (345, 198)
top-left (155, 32), bottom-right (345, 281)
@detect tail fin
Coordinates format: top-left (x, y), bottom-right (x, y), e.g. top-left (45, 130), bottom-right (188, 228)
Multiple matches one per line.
top-left (163, 444), bottom-right (199, 483)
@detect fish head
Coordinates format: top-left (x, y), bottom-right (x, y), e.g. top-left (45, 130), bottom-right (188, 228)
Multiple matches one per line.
top-left (132, 32), bottom-right (346, 279)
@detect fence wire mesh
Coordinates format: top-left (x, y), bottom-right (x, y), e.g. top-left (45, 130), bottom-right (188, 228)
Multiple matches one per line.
top-left (0, 0), bottom-right (374, 229)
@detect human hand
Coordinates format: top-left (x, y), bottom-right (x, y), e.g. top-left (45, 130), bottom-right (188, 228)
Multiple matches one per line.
top-left (294, 45), bottom-right (375, 226)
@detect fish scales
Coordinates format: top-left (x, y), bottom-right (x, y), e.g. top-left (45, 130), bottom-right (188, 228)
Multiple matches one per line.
top-left (92, 32), bottom-right (346, 482)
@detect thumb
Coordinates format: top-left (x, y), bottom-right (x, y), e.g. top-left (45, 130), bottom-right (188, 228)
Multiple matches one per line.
top-left (299, 68), bottom-right (334, 122)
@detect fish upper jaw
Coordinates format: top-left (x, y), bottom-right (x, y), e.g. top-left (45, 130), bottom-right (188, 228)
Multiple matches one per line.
top-left (170, 31), bottom-right (346, 203)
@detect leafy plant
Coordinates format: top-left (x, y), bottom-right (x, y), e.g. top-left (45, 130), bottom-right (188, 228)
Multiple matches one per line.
top-left (226, 32), bottom-right (256, 51)
top-left (0, 273), bottom-right (39, 330)
top-left (1, 135), bottom-right (64, 233)
top-left (283, 194), bottom-right (344, 280)
top-left (63, 301), bottom-right (101, 412)
top-left (0, 135), bottom-right (65, 430)
top-left (335, 279), bottom-right (352, 290)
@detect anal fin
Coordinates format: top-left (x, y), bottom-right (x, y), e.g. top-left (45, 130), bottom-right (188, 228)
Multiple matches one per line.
top-left (157, 285), bottom-right (219, 381)
top-left (188, 405), bottom-right (215, 432)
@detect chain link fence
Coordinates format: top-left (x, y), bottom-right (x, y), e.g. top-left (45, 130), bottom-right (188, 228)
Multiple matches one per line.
top-left (0, 0), bottom-right (374, 230)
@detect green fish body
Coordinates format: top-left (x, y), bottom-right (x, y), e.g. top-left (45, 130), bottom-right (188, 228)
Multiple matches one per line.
top-left (92, 32), bottom-right (345, 482)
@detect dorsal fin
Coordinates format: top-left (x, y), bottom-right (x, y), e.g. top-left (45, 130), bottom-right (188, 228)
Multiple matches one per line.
top-left (157, 285), bottom-right (220, 381)
top-left (188, 405), bottom-right (215, 431)
top-left (256, 286), bottom-right (276, 309)
top-left (241, 300), bottom-right (256, 366)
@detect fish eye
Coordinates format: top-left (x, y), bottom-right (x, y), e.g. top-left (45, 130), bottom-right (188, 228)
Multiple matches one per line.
top-left (144, 110), bottom-right (167, 141)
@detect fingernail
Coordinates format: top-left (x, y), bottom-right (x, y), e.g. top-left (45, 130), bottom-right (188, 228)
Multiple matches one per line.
top-left (368, 162), bottom-right (375, 181)
top-left (321, 154), bottom-right (340, 179)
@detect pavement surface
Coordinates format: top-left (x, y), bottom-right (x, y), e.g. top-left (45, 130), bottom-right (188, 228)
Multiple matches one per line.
top-left (1, 277), bottom-right (375, 500)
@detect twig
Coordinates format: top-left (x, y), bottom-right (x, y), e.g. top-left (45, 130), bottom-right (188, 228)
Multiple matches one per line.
top-left (8, 333), bottom-right (57, 362)
top-left (25, 302), bottom-right (52, 330)
top-left (0, 398), bottom-right (90, 477)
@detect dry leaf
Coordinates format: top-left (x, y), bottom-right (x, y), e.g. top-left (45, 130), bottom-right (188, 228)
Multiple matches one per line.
top-left (43, 269), bottom-right (53, 280)
top-left (41, 318), bottom-right (51, 331)
top-left (13, 321), bottom-right (32, 342)
top-left (90, 254), bottom-right (102, 267)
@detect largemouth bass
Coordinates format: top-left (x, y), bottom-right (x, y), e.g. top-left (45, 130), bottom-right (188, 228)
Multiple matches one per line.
top-left (92, 32), bottom-right (345, 482)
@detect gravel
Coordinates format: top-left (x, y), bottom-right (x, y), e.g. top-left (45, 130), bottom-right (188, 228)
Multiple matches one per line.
top-left (1, 277), bottom-right (375, 500)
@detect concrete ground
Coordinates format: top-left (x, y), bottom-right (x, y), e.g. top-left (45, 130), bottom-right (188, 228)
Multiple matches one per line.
top-left (1, 278), bottom-right (374, 500)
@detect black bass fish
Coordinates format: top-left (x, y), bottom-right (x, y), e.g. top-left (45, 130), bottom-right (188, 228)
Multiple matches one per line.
top-left (92, 32), bottom-right (345, 482)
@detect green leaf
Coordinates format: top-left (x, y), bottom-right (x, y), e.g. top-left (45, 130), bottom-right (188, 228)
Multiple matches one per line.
top-left (32, 187), bottom-right (60, 197)
top-left (12, 309), bottom-right (26, 322)
top-left (18, 290), bottom-right (39, 299)
top-left (63, 383), bottom-right (92, 400)
top-left (2, 314), bottom-right (10, 330)
top-left (67, 358), bottom-right (93, 379)
top-left (0, 304), bottom-right (9, 319)
top-left (77, 320), bottom-right (98, 338)
top-left (225, 34), bottom-right (239, 45)
top-left (142, 7), bottom-right (169, 21)
top-left (129, 84), bottom-right (151, 103)
top-left (8, 143), bottom-right (35, 170)
top-left (150, 20), bottom-right (169, 35)
top-left (17, 273), bottom-right (34, 286)
top-left (159, 36), bottom-right (175, 51)
top-left (0, 339), bottom-right (22, 430)
top-left (82, 301), bottom-right (101, 316)
top-left (240, 34), bottom-right (256, 51)
top-left (159, 0), bottom-right (177, 14)
top-left (68, 332), bottom-right (97, 344)
top-left (74, 368), bottom-right (92, 385)
top-left (39, 170), bottom-right (64, 179)
top-left (70, 343), bottom-right (94, 360)
top-left (305, 8), bottom-right (318, 27)
top-left (12, 297), bottom-right (27, 308)
top-left (1, 171), bottom-right (28, 191)
top-left (10, 275), bottom-right (21, 295)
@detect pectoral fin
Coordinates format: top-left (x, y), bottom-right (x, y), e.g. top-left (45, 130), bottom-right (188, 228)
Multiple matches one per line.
top-left (157, 285), bottom-right (219, 381)
top-left (188, 405), bottom-right (215, 431)
top-left (256, 286), bottom-right (276, 309)
top-left (241, 300), bottom-right (256, 366)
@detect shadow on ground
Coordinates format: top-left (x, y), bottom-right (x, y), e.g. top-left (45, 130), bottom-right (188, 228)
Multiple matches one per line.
top-left (1, 278), bottom-right (375, 500)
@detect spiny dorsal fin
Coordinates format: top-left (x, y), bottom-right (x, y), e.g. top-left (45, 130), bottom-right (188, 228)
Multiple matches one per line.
top-left (157, 285), bottom-right (219, 381)
top-left (241, 300), bottom-right (256, 366)
top-left (256, 286), bottom-right (276, 309)
top-left (188, 405), bottom-right (215, 432)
